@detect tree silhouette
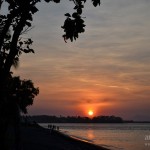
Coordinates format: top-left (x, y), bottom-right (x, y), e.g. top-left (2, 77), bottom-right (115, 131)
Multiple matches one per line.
top-left (0, 0), bottom-right (101, 149)
top-left (5, 76), bottom-right (39, 150)
top-left (8, 76), bottom-right (39, 114)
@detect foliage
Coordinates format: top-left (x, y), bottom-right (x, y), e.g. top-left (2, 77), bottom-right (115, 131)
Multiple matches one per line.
top-left (62, 0), bottom-right (101, 42)
top-left (8, 76), bottom-right (39, 114)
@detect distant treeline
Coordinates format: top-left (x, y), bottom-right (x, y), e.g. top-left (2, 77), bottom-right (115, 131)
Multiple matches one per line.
top-left (25, 115), bottom-right (125, 123)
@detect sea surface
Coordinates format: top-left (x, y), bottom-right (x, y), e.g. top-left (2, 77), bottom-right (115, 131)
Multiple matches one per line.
top-left (39, 123), bottom-right (150, 150)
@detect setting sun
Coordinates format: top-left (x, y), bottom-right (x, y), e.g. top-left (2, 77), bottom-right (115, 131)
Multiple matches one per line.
top-left (88, 110), bottom-right (94, 116)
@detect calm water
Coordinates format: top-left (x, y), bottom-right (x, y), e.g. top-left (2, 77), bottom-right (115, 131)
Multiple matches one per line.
top-left (39, 123), bottom-right (150, 150)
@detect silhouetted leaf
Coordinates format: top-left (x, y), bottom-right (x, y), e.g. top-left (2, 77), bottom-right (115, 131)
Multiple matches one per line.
top-left (31, 6), bottom-right (38, 14)
top-left (65, 13), bottom-right (71, 17)
top-left (29, 49), bottom-right (34, 53)
top-left (25, 21), bottom-right (31, 27)
top-left (77, 8), bottom-right (82, 14)
top-left (92, 0), bottom-right (101, 7)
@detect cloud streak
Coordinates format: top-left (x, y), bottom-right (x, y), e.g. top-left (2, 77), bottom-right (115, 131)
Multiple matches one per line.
top-left (13, 0), bottom-right (150, 120)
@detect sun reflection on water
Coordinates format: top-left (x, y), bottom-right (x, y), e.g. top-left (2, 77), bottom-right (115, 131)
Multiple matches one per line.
top-left (87, 129), bottom-right (95, 140)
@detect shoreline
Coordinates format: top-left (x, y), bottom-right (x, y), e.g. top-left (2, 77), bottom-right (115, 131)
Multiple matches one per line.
top-left (61, 133), bottom-right (112, 150)
top-left (21, 124), bottom-right (110, 150)
top-left (40, 123), bottom-right (112, 149)
top-left (57, 129), bottom-right (111, 149)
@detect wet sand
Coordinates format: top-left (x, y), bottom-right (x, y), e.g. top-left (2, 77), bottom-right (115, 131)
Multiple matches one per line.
top-left (21, 125), bottom-right (110, 150)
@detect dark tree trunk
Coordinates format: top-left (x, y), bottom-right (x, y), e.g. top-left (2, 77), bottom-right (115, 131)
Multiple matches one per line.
top-left (0, 12), bottom-right (28, 150)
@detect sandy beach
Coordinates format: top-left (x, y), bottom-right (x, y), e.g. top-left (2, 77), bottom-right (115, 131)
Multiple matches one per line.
top-left (20, 125), bottom-right (110, 150)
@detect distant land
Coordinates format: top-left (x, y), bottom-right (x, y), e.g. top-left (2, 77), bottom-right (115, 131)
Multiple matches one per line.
top-left (21, 115), bottom-right (150, 123)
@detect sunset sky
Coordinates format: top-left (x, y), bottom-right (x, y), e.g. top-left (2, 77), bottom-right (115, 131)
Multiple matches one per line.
top-left (13, 0), bottom-right (150, 121)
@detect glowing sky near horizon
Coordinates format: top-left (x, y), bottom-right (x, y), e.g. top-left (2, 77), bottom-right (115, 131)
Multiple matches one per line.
top-left (13, 0), bottom-right (150, 121)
